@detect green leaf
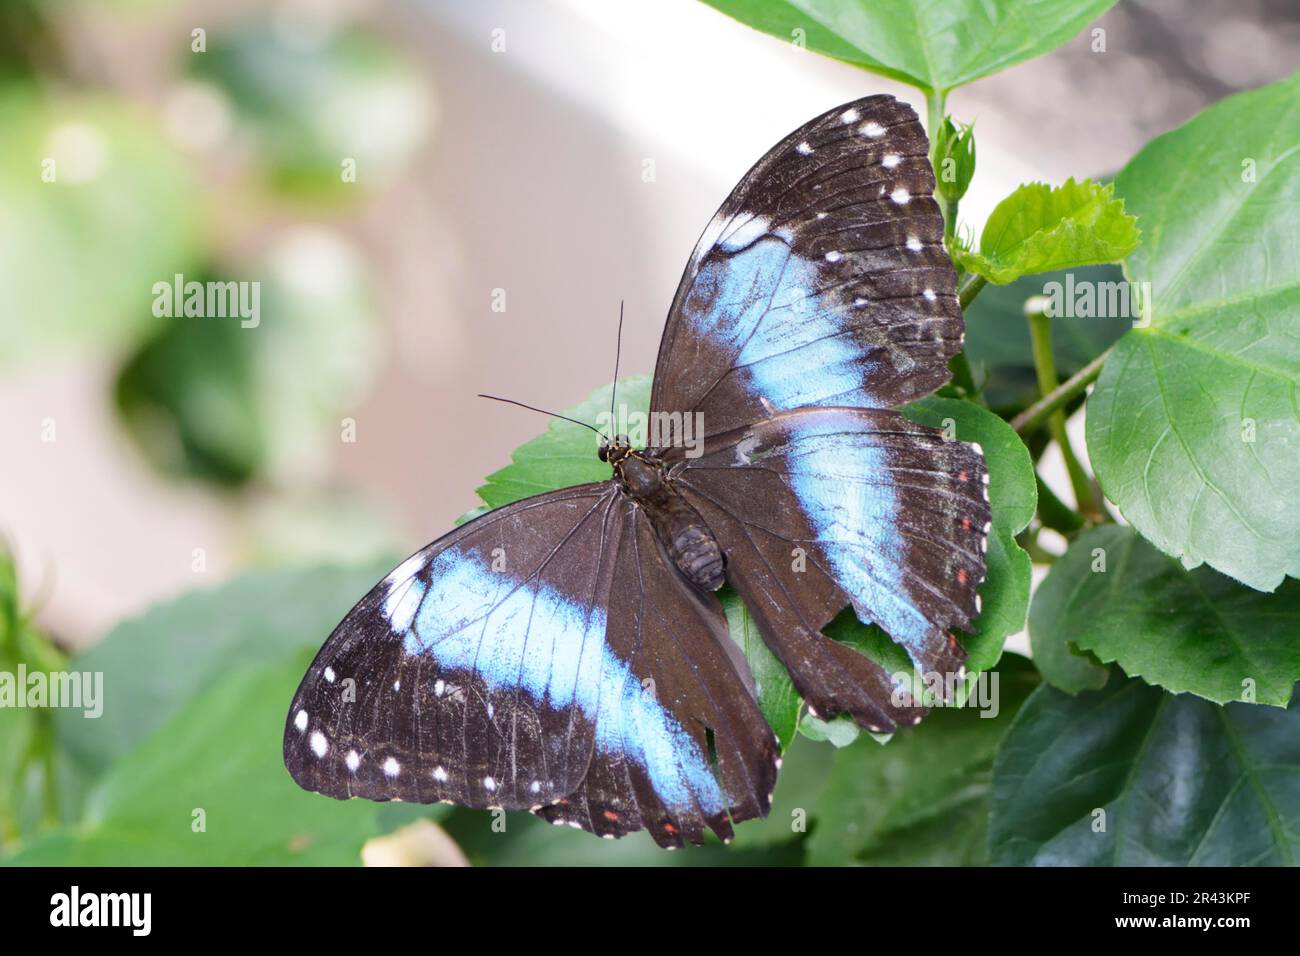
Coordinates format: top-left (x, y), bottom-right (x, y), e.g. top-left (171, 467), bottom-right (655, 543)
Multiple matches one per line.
top-left (699, 0), bottom-right (1117, 92)
top-left (962, 264), bottom-right (1131, 412)
top-left (990, 674), bottom-right (1300, 865)
top-left (446, 731), bottom-right (830, 860)
top-left (476, 377), bottom-right (651, 509)
top-left (903, 397), bottom-right (1036, 674)
top-left (438, 804), bottom-right (801, 865)
top-left (1087, 73), bottom-right (1300, 592)
top-left (808, 655), bottom-right (1038, 865)
top-left (953, 178), bottom-right (1140, 284)
top-left (719, 587), bottom-right (802, 751)
top-left (54, 560), bottom-right (395, 779)
top-left (730, 731), bottom-right (836, 849)
top-left (798, 708), bottom-right (870, 748)
top-left (1030, 525), bottom-right (1300, 706)
top-left (1028, 619), bottom-right (1110, 697)
top-left (0, 93), bottom-right (200, 369)
top-left (0, 706), bottom-right (34, 847)
top-left (0, 550), bottom-right (69, 849)
top-left (8, 661), bottom-right (423, 865)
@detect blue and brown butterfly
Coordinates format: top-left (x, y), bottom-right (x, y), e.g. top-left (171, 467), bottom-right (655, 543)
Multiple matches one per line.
top-left (284, 94), bottom-right (990, 848)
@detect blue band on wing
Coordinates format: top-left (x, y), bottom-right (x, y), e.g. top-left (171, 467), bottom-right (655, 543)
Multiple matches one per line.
top-left (781, 419), bottom-right (936, 665)
top-left (388, 550), bottom-right (723, 814)
top-left (688, 235), bottom-right (884, 412)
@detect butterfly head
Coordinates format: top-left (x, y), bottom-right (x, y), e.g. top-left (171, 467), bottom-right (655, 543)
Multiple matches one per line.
top-left (598, 434), bottom-right (634, 466)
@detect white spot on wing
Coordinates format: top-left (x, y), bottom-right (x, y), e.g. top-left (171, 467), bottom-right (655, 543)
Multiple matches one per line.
top-left (434, 679), bottom-right (445, 696)
top-left (860, 121), bottom-right (886, 138)
top-left (906, 236), bottom-right (923, 252)
top-left (881, 153), bottom-right (901, 168)
top-left (484, 776), bottom-right (497, 792)
top-left (796, 141), bottom-right (813, 155)
top-left (433, 766), bottom-right (448, 782)
top-left (841, 108), bottom-right (860, 124)
top-left (384, 552), bottom-right (427, 591)
top-left (383, 757), bottom-right (401, 778)
top-left (346, 750), bottom-right (360, 772)
top-left (324, 667), bottom-right (335, 684)
top-left (923, 288), bottom-right (937, 301)
top-left (891, 187), bottom-right (911, 205)
top-left (294, 709), bottom-right (308, 732)
top-left (310, 731), bottom-right (328, 758)
top-left (825, 250), bottom-right (842, 262)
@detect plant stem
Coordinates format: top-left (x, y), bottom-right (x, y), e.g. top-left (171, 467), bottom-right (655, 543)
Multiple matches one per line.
top-left (947, 275), bottom-right (988, 400)
top-left (926, 88), bottom-right (983, 403)
top-left (1025, 305), bottom-right (1105, 520)
top-left (1017, 527), bottom-right (1060, 565)
top-left (1011, 347), bottom-right (1110, 435)
top-left (926, 88), bottom-right (949, 230)
top-left (947, 351), bottom-right (979, 399)
top-left (958, 273), bottom-right (987, 310)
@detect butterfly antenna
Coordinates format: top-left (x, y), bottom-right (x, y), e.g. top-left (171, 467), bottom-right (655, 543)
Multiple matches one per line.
top-left (477, 394), bottom-right (606, 438)
top-left (609, 300), bottom-right (624, 429)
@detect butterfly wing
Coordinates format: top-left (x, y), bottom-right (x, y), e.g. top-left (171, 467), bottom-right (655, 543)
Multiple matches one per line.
top-left (531, 500), bottom-right (779, 844)
top-left (283, 484), bottom-right (777, 847)
top-left (650, 94), bottom-right (960, 436)
top-left (671, 406), bottom-right (990, 732)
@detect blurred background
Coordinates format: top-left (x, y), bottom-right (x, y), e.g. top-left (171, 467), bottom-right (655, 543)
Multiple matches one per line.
top-left (2, 0), bottom-right (1298, 655)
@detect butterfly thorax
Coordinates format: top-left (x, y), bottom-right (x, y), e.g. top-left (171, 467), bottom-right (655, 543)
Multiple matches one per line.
top-left (609, 445), bottom-right (726, 593)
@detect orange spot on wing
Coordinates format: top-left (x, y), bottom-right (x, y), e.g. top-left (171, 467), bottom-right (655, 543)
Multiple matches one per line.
top-left (602, 810), bottom-right (620, 822)
top-left (958, 471), bottom-right (969, 482)
top-left (957, 569), bottom-right (968, 585)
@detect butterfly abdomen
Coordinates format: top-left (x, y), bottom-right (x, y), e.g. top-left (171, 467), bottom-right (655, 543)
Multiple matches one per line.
top-left (665, 516), bottom-right (726, 592)
top-left (618, 452), bottom-right (726, 592)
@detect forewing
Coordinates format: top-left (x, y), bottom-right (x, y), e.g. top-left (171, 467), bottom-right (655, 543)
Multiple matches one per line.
top-left (650, 94), bottom-right (961, 437)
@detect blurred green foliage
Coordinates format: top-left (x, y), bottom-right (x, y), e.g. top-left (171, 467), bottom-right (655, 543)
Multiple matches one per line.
top-left (2, 7), bottom-right (424, 497)
top-left (190, 25), bottom-right (431, 198)
top-left (0, 93), bottom-right (202, 368)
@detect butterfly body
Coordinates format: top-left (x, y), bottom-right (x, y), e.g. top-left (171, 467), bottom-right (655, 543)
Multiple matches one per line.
top-left (611, 446), bottom-right (727, 592)
top-left (285, 94), bottom-right (990, 848)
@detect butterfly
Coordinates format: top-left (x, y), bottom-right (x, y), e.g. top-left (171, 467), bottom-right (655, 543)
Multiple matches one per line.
top-left (284, 94), bottom-right (989, 848)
